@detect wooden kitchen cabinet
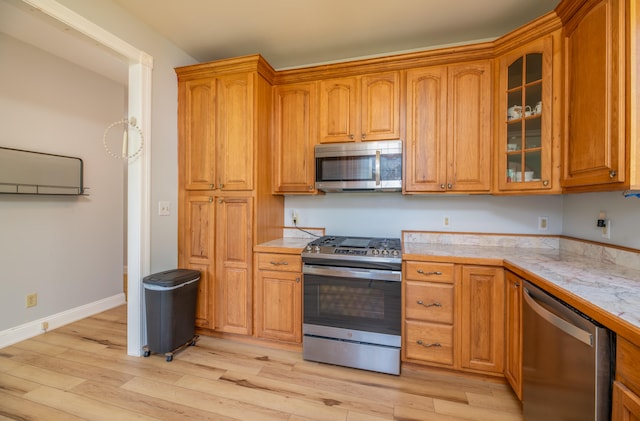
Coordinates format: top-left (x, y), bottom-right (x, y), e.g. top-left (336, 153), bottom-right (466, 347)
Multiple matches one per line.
top-left (495, 32), bottom-right (562, 193)
top-left (272, 82), bottom-right (318, 194)
top-left (403, 261), bottom-right (504, 375)
top-left (254, 252), bottom-right (302, 344)
top-left (558, 0), bottom-right (634, 190)
top-left (405, 61), bottom-right (492, 193)
top-left (182, 192), bottom-right (215, 328)
top-left (215, 196), bottom-right (253, 335)
top-left (177, 55), bottom-right (284, 338)
top-left (178, 71), bottom-right (254, 191)
top-left (319, 71), bottom-right (400, 143)
top-left (613, 337), bottom-right (640, 420)
top-left (459, 265), bottom-right (505, 374)
top-left (403, 261), bottom-right (456, 367)
top-left (504, 271), bottom-right (523, 400)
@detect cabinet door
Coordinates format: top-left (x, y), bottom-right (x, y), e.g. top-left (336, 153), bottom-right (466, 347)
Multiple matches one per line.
top-left (405, 66), bottom-right (448, 192)
top-left (319, 77), bottom-right (358, 143)
top-left (562, 0), bottom-right (626, 188)
top-left (255, 269), bottom-right (302, 343)
top-left (273, 82), bottom-right (317, 193)
top-left (447, 61), bottom-right (492, 192)
top-left (459, 265), bottom-right (504, 373)
top-left (182, 193), bottom-right (215, 328)
top-left (613, 381), bottom-right (640, 421)
top-left (179, 79), bottom-right (217, 190)
top-left (217, 73), bottom-right (254, 191)
top-left (504, 271), bottom-right (523, 400)
top-left (497, 34), bottom-right (559, 192)
top-left (360, 72), bottom-right (400, 141)
top-left (215, 196), bottom-right (252, 334)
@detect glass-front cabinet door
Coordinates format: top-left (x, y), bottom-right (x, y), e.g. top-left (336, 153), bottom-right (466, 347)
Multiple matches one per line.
top-left (496, 33), bottom-right (560, 193)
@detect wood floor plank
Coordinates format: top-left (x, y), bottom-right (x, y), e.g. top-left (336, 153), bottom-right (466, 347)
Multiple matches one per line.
top-left (6, 362), bottom-right (86, 390)
top-left (23, 386), bottom-right (161, 421)
top-left (0, 372), bottom-right (41, 397)
top-left (433, 397), bottom-right (525, 421)
top-left (121, 376), bottom-right (294, 421)
top-left (70, 380), bottom-right (236, 421)
top-left (0, 392), bottom-right (87, 421)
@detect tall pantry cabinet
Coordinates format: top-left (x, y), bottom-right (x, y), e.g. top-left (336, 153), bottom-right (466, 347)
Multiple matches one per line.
top-left (176, 55), bottom-right (284, 335)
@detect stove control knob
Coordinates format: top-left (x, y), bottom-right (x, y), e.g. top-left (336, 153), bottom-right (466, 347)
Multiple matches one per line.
top-left (305, 245), bottom-right (312, 252)
top-left (372, 249), bottom-right (380, 255)
top-left (382, 249), bottom-right (390, 256)
top-left (391, 250), bottom-right (400, 256)
top-left (313, 246), bottom-right (321, 253)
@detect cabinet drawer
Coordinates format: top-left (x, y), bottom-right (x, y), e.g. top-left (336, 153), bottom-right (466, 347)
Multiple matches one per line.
top-left (256, 253), bottom-right (302, 272)
top-left (404, 320), bottom-right (454, 366)
top-left (405, 282), bottom-right (454, 324)
top-left (405, 261), bottom-right (454, 283)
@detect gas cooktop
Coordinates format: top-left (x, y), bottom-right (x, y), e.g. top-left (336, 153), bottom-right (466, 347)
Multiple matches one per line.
top-left (303, 236), bottom-right (402, 258)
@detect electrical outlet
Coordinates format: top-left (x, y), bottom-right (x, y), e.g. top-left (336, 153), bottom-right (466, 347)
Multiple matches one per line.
top-left (41, 322), bottom-right (49, 332)
top-left (291, 210), bottom-right (299, 225)
top-left (158, 201), bottom-right (170, 216)
top-left (538, 216), bottom-right (549, 231)
top-left (26, 293), bottom-right (37, 308)
top-left (443, 215), bottom-right (451, 229)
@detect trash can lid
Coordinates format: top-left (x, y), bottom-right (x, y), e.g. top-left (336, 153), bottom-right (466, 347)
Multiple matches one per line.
top-left (142, 269), bottom-right (200, 287)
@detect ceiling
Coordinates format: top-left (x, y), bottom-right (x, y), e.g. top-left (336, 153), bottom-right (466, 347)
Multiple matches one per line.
top-left (112, 0), bottom-right (561, 70)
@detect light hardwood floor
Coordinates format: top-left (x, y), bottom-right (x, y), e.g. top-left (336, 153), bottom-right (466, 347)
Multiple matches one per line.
top-left (0, 306), bottom-right (524, 420)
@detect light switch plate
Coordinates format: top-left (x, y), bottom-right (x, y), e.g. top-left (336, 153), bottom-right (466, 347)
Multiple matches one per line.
top-left (158, 201), bottom-right (170, 216)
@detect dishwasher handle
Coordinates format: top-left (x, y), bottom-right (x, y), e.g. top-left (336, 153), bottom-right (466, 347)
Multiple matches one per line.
top-left (523, 286), bottom-right (593, 347)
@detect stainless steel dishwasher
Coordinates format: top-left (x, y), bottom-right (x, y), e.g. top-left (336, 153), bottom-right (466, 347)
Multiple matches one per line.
top-left (522, 281), bottom-right (614, 421)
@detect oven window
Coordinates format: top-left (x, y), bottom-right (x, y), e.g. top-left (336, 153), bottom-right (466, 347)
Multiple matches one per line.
top-left (304, 274), bottom-right (401, 336)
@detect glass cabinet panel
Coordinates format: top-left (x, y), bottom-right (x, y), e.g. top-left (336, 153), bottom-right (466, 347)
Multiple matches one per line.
top-left (504, 53), bottom-right (543, 185)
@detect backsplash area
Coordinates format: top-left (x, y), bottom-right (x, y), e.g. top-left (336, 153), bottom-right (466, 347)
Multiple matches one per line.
top-left (402, 231), bottom-right (640, 271)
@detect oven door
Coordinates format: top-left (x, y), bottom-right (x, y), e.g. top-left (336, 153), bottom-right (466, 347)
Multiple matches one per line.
top-left (302, 264), bottom-right (401, 338)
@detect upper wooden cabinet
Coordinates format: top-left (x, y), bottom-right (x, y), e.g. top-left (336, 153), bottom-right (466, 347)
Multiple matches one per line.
top-left (405, 61), bottom-right (492, 193)
top-left (319, 71), bottom-right (400, 143)
top-left (272, 82), bottom-right (318, 194)
top-left (559, 0), bottom-right (639, 191)
top-left (178, 71), bottom-right (256, 191)
top-left (495, 32), bottom-right (562, 193)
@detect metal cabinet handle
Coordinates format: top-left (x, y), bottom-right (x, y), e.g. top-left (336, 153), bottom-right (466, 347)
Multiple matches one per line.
top-left (218, 199), bottom-right (223, 204)
top-left (269, 261), bottom-right (289, 266)
top-left (209, 183), bottom-right (214, 189)
top-left (447, 183), bottom-right (453, 189)
top-left (417, 269), bottom-right (442, 276)
top-left (208, 197), bottom-right (213, 203)
top-left (295, 277), bottom-right (301, 283)
top-left (417, 340), bottom-right (442, 348)
top-left (543, 180), bottom-right (549, 186)
top-left (349, 134), bottom-right (354, 139)
top-left (218, 183), bottom-right (224, 188)
top-left (440, 184), bottom-right (446, 190)
top-left (361, 134), bottom-right (366, 140)
top-left (609, 170), bottom-right (617, 178)
top-left (417, 300), bottom-right (442, 308)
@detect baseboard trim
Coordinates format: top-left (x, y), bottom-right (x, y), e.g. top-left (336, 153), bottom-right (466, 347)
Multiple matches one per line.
top-left (0, 293), bottom-right (126, 349)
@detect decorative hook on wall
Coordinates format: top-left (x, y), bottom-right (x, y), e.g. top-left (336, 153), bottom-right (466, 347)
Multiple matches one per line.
top-left (102, 117), bottom-right (144, 161)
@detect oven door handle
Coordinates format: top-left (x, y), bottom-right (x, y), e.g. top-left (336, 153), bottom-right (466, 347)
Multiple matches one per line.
top-left (303, 264), bottom-right (401, 282)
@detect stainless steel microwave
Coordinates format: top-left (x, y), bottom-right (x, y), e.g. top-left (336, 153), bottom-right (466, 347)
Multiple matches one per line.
top-left (315, 140), bottom-right (403, 192)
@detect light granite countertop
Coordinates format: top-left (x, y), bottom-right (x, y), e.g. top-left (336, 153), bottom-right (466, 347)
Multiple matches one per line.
top-left (403, 233), bottom-right (640, 343)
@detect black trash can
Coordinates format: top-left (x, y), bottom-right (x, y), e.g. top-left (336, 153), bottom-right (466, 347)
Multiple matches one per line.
top-left (143, 269), bottom-right (200, 361)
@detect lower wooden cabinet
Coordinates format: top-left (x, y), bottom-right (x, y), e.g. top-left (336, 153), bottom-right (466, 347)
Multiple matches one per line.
top-left (504, 271), bottom-right (523, 400)
top-left (403, 261), bottom-right (504, 376)
top-left (613, 337), bottom-right (640, 420)
top-left (254, 252), bottom-right (302, 344)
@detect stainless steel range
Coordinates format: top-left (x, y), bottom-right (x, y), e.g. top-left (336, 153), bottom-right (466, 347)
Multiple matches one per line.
top-left (302, 236), bottom-right (402, 375)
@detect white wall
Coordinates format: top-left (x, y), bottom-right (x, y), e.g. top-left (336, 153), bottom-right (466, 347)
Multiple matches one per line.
top-left (562, 191), bottom-right (640, 249)
top-left (55, 0), bottom-right (198, 273)
top-left (0, 33), bottom-right (125, 330)
top-left (286, 194), bottom-right (564, 238)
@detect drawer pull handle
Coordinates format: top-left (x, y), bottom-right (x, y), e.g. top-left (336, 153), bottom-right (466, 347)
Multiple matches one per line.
top-left (295, 277), bottom-right (300, 283)
top-left (417, 340), bottom-right (442, 348)
top-left (417, 269), bottom-right (443, 276)
top-left (269, 261), bottom-right (289, 266)
top-left (417, 300), bottom-right (442, 308)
